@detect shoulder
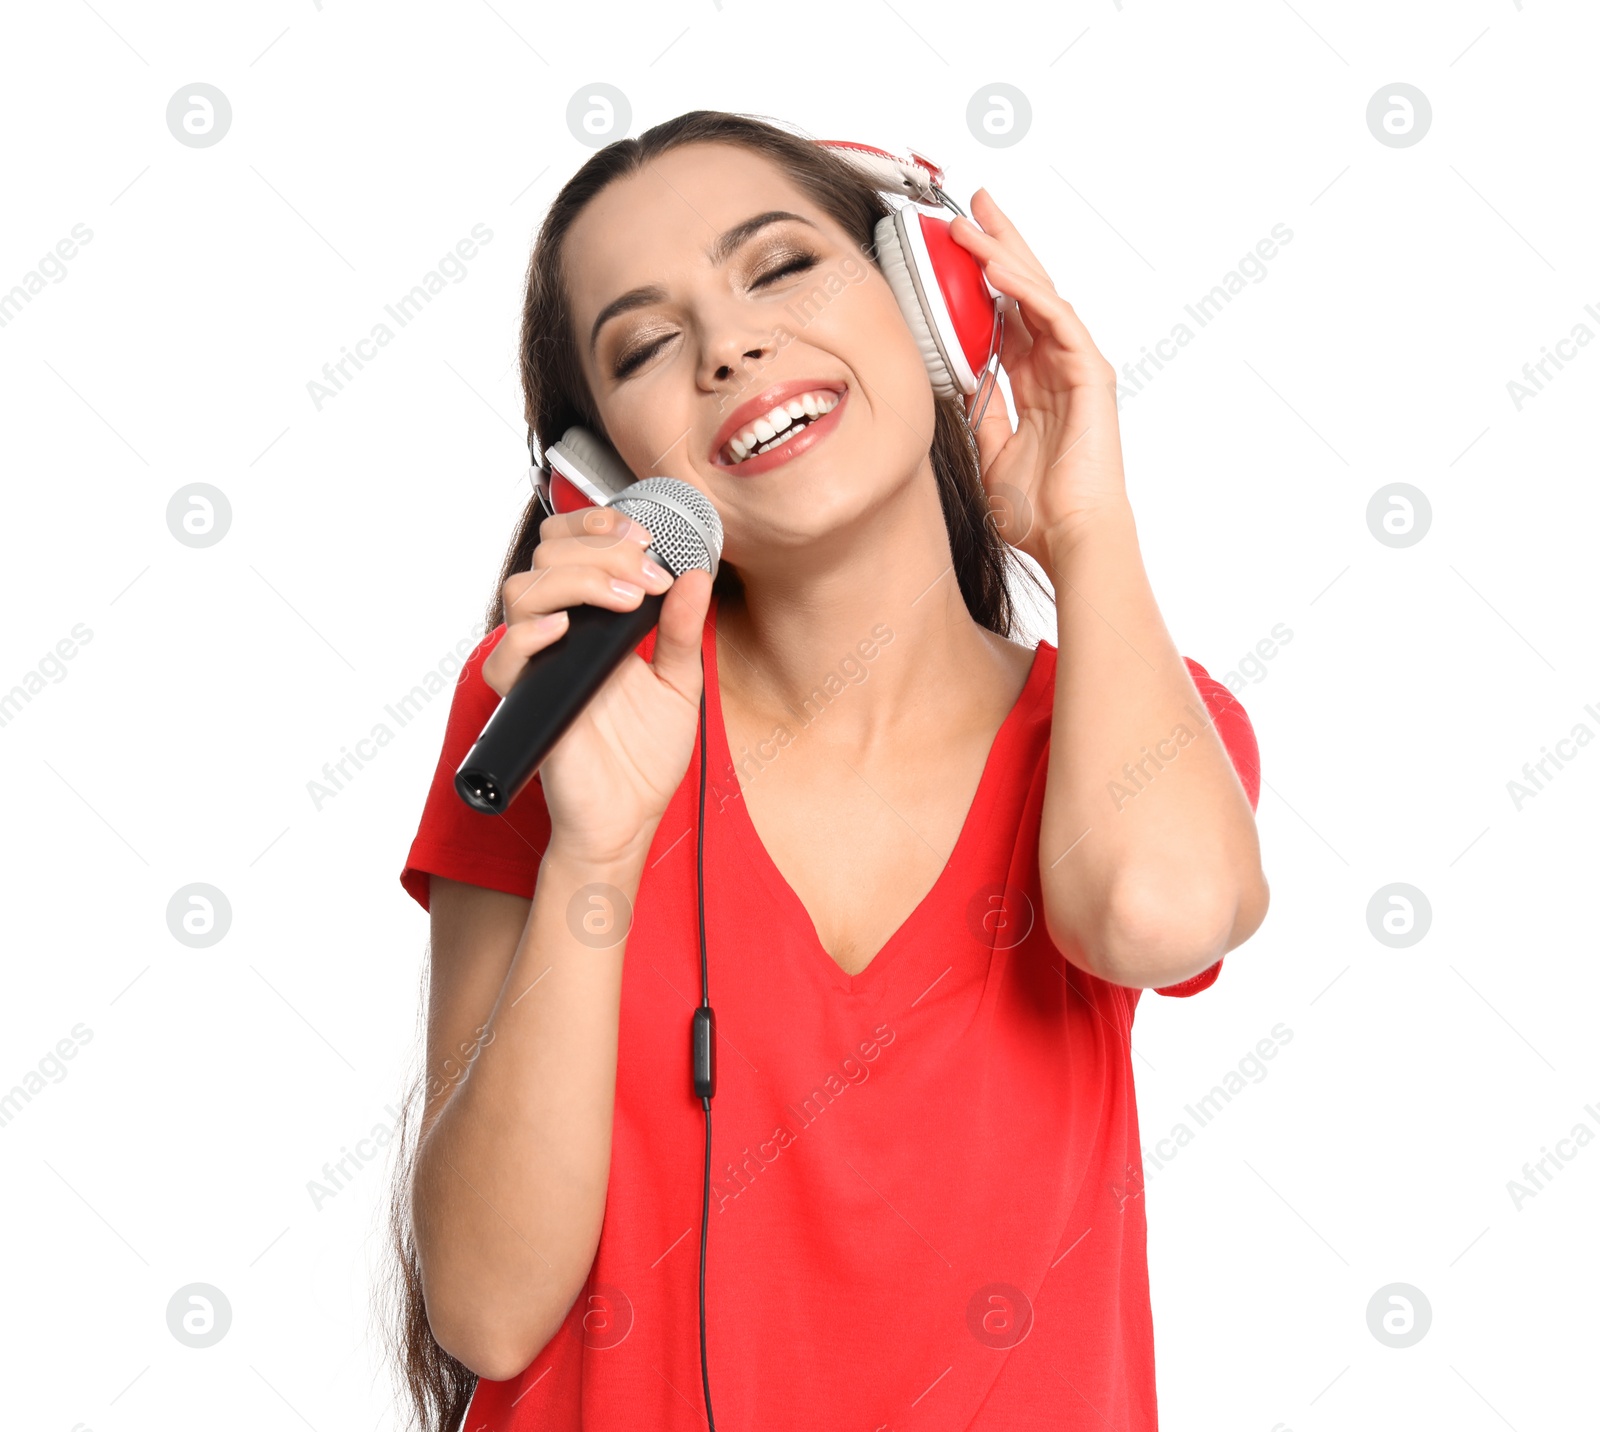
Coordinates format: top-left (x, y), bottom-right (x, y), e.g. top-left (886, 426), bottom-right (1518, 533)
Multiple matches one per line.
top-left (468, 621), bottom-right (510, 666)
top-left (1182, 657), bottom-right (1261, 810)
top-left (981, 630), bottom-right (1044, 695)
top-left (1011, 643), bottom-right (1259, 808)
top-left (457, 621), bottom-right (517, 692)
top-left (397, 621), bottom-right (551, 913)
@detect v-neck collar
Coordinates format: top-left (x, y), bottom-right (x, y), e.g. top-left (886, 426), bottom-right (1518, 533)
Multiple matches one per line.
top-left (701, 594), bottom-right (1050, 997)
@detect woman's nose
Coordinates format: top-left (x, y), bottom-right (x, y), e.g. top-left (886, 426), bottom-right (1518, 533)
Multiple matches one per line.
top-left (701, 324), bottom-right (778, 389)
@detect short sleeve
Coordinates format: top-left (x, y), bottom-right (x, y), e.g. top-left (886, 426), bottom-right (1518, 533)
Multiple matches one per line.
top-left (1149, 658), bottom-right (1261, 998)
top-left (398, 624), bottom-right (553, 913)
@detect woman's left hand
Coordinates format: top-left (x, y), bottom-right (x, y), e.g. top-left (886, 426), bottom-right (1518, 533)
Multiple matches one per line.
top-left (949, 189), bottom-right (1129, 568)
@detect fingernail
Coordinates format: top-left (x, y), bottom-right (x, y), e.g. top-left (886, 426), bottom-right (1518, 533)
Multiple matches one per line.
top-left (614, 515), bottom-right (636, 537)
top-left (611, 578), bottom-right (643, 598)
top-left (534, 610), bottom-right (568, 632)
top-left (641, 558), bottom-right (669, 584)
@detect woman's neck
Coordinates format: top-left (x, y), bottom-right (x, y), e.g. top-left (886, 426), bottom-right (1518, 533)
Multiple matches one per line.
top-left (712, 474), bottom-right (1026, 753)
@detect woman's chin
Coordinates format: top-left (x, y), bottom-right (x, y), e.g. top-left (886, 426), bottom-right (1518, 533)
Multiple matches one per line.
top-left (775, 482), bottom-right (914, 552)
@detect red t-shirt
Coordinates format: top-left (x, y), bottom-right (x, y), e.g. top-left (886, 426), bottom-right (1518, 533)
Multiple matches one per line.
top-left (400, 595), bottom-right (1261, 1431)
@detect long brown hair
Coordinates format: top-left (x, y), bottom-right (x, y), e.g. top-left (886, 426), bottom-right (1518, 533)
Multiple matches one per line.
top-left (385, 108), bottom-right (1050, 1432)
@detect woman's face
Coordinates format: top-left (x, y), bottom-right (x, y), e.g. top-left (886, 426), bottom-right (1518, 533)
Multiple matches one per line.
top-left (563, 141), bottom-right (937, 567)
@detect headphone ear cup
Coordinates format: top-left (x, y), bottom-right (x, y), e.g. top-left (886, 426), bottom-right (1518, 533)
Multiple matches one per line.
top-left (874, 207), bottom-right (998, 401)
top-left (874, 212), bottom-right (960, 400)
top-left (546, 426), bottom-right (637, 513)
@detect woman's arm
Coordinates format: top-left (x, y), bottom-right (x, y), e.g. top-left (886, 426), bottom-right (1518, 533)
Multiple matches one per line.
top-left (412, 851), bottom-right (645, 1381)
top-left (408, 520), bottom-right (711, 1379)
top-left (1034, 504), bottom-right (1269, 988)
top-left (949, 193), bottom-right (1268, 987)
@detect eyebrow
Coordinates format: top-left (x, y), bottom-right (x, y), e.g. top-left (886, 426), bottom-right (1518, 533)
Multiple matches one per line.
top-left (587, 210), bottom-right (820, 356)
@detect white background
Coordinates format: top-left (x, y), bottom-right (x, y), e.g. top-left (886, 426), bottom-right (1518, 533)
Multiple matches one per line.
top-left (2, 1), bottom-right (1595, 1429)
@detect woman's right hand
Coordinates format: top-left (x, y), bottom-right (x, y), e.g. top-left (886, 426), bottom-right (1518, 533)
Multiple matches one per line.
top-left (481, 504), bottom-right (715, 869)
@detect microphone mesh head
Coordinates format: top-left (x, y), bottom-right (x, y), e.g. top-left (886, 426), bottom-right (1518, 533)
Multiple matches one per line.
top-left (608, 477), bottom-right (724, 577)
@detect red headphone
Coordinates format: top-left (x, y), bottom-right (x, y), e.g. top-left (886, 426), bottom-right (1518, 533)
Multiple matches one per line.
top-left (532, 140), bottom-right (1008, 518)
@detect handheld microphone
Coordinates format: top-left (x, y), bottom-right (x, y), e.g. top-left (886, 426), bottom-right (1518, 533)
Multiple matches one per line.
top-left (454, 476), bottom-right (724, 815)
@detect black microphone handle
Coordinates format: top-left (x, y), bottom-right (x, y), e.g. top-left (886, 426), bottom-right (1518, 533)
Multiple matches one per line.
top-left (454, 592), bottom-right (665, 815)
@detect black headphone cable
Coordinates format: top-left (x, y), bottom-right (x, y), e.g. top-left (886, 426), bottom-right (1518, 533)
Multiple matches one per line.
top-left (691, 681), bottom-right (718, 1430)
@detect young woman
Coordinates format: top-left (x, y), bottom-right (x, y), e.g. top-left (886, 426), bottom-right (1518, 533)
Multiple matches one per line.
top-left (387, 111), bottom-right (1268, 1432)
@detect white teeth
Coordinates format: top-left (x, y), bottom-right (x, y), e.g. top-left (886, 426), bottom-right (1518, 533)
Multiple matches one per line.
top-left (722, 389), bottom-right (841, 465)
top-left (752, 424), bottom-right (805, 458)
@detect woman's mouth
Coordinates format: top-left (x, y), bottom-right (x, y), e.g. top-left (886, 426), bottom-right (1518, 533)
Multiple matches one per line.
top-left (712, 386), bottom-right (848, 476)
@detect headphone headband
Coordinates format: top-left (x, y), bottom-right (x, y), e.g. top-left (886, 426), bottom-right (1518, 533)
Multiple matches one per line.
top-left (812, 140), bottom-right (950, 207)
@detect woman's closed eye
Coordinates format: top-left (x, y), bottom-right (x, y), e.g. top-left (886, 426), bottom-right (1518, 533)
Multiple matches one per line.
top-left (610, 248), bottom-right (822, 379)
top-left (752, 248), bottom-right (819, 288)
